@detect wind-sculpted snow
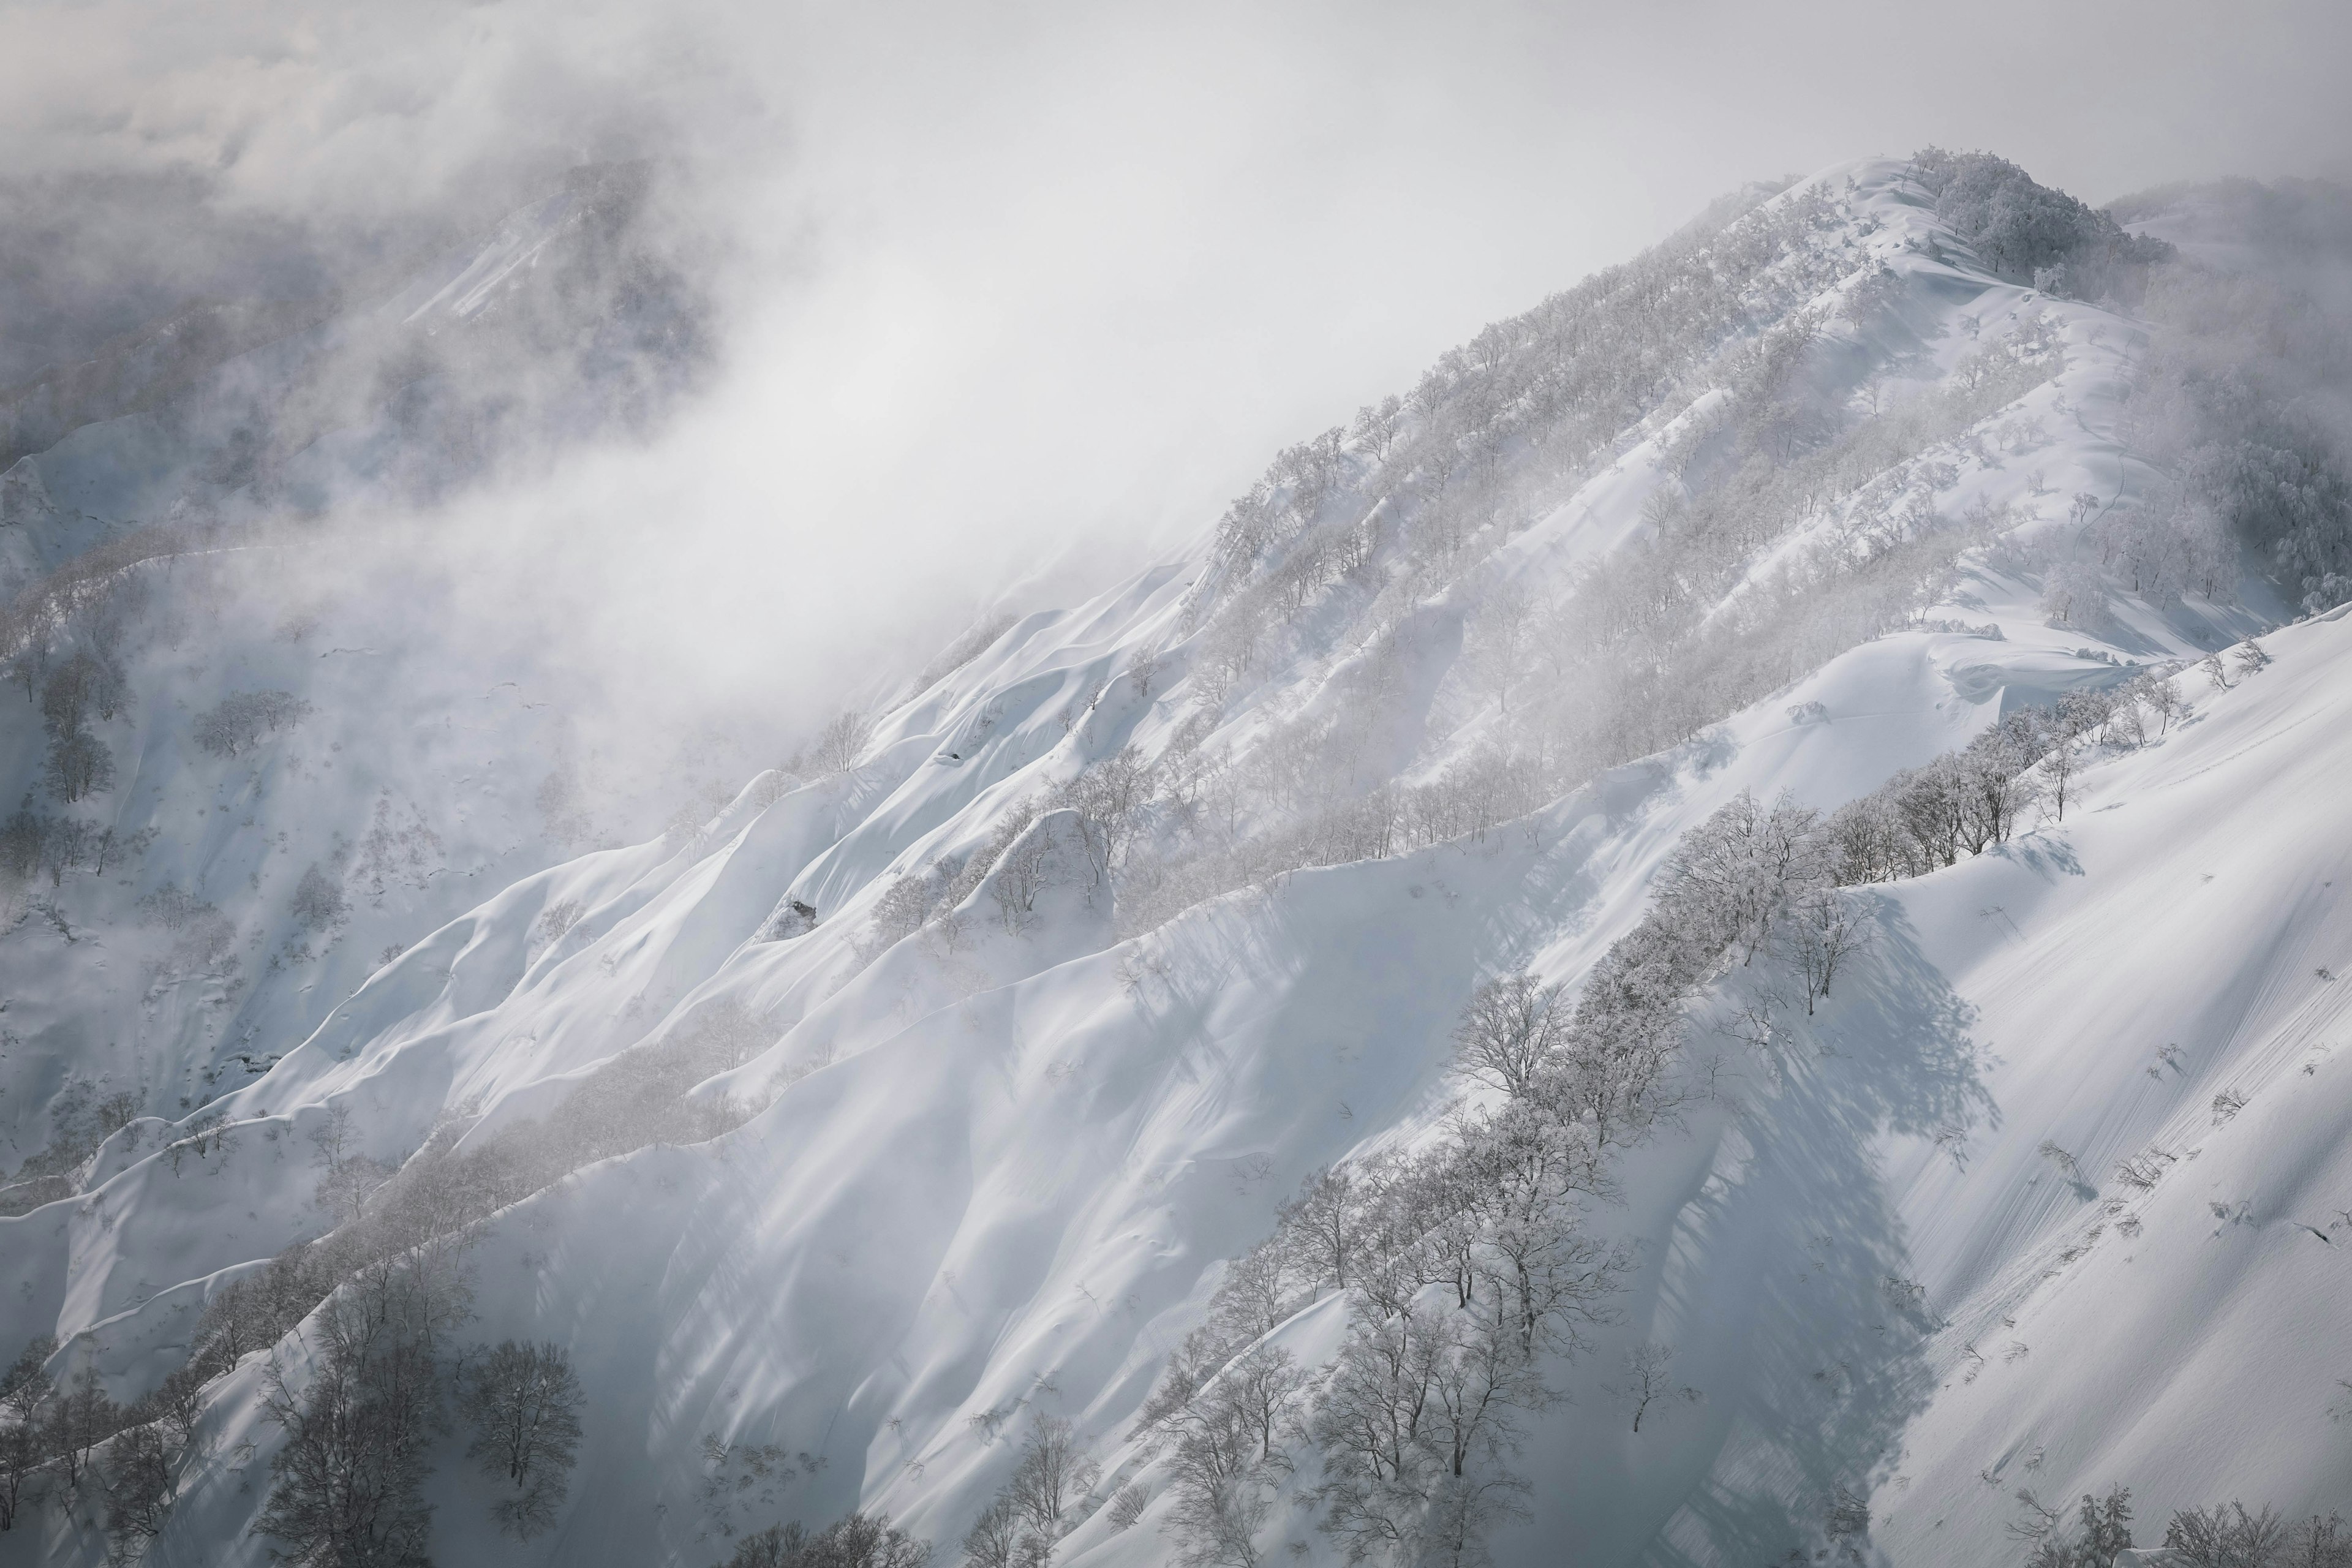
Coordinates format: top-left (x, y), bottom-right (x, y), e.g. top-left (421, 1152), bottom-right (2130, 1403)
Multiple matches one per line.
top-left (1863, 601), bottom-right (2352, 1563)
top-left (1, 154), bottom-right (2347, 1567)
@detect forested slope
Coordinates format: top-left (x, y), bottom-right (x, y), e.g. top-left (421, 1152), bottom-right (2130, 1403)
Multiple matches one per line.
top-left (2, 153), bottom-right (2350, 1568)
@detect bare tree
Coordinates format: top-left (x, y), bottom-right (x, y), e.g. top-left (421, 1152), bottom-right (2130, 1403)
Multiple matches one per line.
top-left (2020, 1487), bottom-right (2135, 1568)
top-left (192, 690), bottom-right (311, 756)
top-left (817, 710), bottom-right (876, 775)
top-left (1308, 1301), bottom-right (1533, 1568)
top-left (1611, 1343), bottom-right (1700, 1433)
top-left (729, 1512), bottom-right (931, 1568)
top-left (2282, 1513), bottom-right (2352, 1568)
top-left (1789, 888), bottom-right (1866, 1011)
top-left (255, 1265), bottom-right (454, 1568)
top-left (1449, 973), bottom-right (1564, 1101)
top-left (1277, 1167), bottom-right (1371, 1294)
top-left (1059, 747), bottom-right (1155, 883)
top-left (47, 1363), bottom-right (123, 1493)
top-left (2040, 735), bottom-right (2079, 821)
top-left (960, 1495), bottom-right (1035, 1568)
top-left (1208, 1348), bottom-right (1305, 1466)
top-left (0, 1336), bottom-right (57, 1531)
top-left (1656, 790), bottom-right (1831, 967)
top-left (459, 1341), bottom-right (584, 1539)
top-left (1466, 582), bottom-right (1536, 714)
top-left (104, 1422), bottom-right (181, 1561)
top-left (2165, 1501), bottom-right (2288, 1566)
top-left (1161, 1362), bottom-right (1289, 1568)
top-left (191, 1245), bottom-right (333, 1379)
top-left (39, 652), bottom-right (127, 735)
top-left (1008, 1415), bottom-right (1099, 1545)
top-left (43, 729), bottom-right (114, 802)
top-left (1349, 396), bottom-right (1404, 465)
top-left (291, 863), bottom-right (350, 933)
top-left (2140, 673), bottom-right (2186, 736)
top-left (312, 1104), bottom-right (391, 1226)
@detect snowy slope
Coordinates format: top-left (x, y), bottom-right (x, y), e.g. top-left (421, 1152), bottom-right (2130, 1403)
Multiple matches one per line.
top-left (0, 168), bottom-right (733, 1202)
top-left (1, 155), bottom-right (2343, 1568)
top-left (1866, 600), bottom-right (2352, 1562)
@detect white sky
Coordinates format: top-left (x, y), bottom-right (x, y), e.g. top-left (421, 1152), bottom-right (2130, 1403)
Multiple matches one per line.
top-left (5, 0), bottom-right (2348, 725)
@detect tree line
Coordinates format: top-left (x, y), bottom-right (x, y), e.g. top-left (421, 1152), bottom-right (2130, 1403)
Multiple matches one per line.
top-left (2012, 1483), bottom-right (2350, 1567)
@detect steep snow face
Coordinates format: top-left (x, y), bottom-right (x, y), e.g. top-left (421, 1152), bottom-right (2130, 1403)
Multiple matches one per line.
top-left (1864, 601), bottom-right (2352, 1564)
top-left (0, 538), bottom-right (767, 1213)
top-left (0, 156), bottom-right (2337, 1568)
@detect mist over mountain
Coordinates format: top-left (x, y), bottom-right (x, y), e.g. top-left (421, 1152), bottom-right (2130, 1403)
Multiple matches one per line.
top-left (4, 7), bottom-right (2352, 1568)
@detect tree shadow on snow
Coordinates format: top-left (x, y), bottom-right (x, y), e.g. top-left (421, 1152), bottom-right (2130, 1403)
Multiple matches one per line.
top-left (1632, 899), bottom-right (1993, 1567)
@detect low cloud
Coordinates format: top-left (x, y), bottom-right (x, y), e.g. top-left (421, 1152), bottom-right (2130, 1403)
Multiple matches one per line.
top-left (2, 0), bottom-right (2347, 774)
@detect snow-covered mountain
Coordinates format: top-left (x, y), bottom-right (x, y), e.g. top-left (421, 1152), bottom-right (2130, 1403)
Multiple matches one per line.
top-left (3, 151), bottom-right (2351, 1568)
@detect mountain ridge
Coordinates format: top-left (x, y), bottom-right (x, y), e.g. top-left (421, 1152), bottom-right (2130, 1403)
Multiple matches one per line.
top-left (0, 151), bottom-right (2348, 1567)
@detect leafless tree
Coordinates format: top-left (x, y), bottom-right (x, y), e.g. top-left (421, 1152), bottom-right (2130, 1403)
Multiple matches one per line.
top-left (312, 1104), bottom-right (391, 1226)
top-left (192, 689), bottom-right (311, 756)
top-left (43, 729), bottom-right (114, 801)
top-left (1060, 747), bottom-right (1155, 883)
top-left (1349, 396), bottom-right (1404, 465)
top-left (39, 652), bottom-right (127, 734)
top-left (960, 1496), bottom-right (1034, 1568)
top-left (459, 1341), bottom-right (584, 1539)
top-left (2165, 1501), bottom-right (2288, 1566)
top-left (1611, 1343), bottom-right (1700, 1433)
top-left (817, 710), bottom-right (876, 775)
top-left (1466, 582), bottom-right (1537, 713)
top-left (727, 1512), bottom-right (931, 1568)
top-left (103, 1421), bottom-right (180, 1561)
top-left (1450, 973), bottom-right (1565, 1101)
top-left (47, 1363), bottom-right (122, 1492)
top-left (1008, 1415), bottom-right (1099, 1545)
top-left (0, 1336), bottom-right (58, 1531)
top-left (1789, 888), bottom-right (1866, 1010)
top-left (1308, 1300), bottom-right (1534, 1568)
top-left (255, 1264), bottom-right (459, 1567)
top-left (1160, 1352), bottom-right (1304, 1568)
top-left (291, 863), bottom-right (350, 933)
top-left (989, 815), bottom-right (1061, 933)
top-left (2040, 735), bottom-right (2079, 820)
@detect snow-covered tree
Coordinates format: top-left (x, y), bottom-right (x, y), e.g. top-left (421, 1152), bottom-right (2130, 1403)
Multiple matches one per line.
top-left (1449, 973), bottom-right (1566, 1101)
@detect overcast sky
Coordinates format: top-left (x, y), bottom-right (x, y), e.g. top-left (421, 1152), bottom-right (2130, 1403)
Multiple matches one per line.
top-left (5, 0), bottom-right (2348, 719)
